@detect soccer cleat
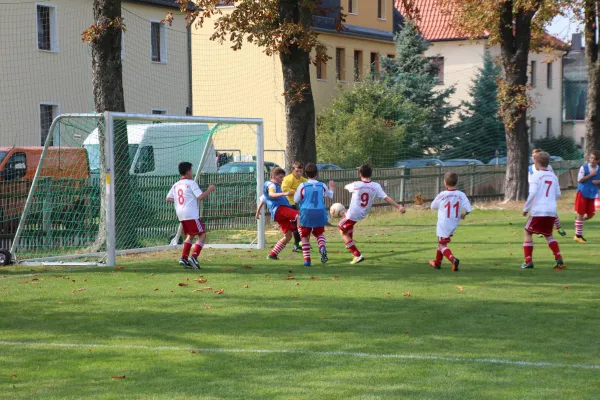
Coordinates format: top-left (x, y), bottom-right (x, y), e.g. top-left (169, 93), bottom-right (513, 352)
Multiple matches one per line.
top-left (179, 257), bottom-right (193, 269)
top-left (292, 244), bottom-right (300, 253)
top-left (350, 255), bottom-right (365, 264)
top-left (451, 258), bottom-right (460, 272)
top-left (429, 260), bottom-right (441, 270)
top-left (189, 256), bottom-right (201, 270)
top-left (553, 258), bottom-right (566, 270)
top-left (557, 228), bottom-right (567, 237)
top-left (320, 247), bottom-right (328, 263)
top-left (520, 261), bottom-right (534, 269)
top-left (574, 235), bottom-right (587, 243)
top-left (266, 254), bottom-right (279, 261)
top-left (304, 260), bottom-right (312, 268)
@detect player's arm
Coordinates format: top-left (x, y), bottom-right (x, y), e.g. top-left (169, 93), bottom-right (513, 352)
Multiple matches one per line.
top-left (578, 166), bottom-right (598, 183)
top-left (383, 196), bottom-right (405, 213)
top-left (166, 188), bottom-right (175, 203)
top-left (324, 181), bottom-right (335, 199)
top-left (197, 184), bottom-right (216, 201)
top-left (461, 196), bottom-right (472, 219)
top-left (281, 175), bottom-right (294, 195)
top-left (523, 183), bottom-right (537, 216)
top-left (255, 196), bottom-right (266, 219)
top-left (430, 194), bottom-right (441, 210)
top-left (293, 183), bottom-right (304, 204)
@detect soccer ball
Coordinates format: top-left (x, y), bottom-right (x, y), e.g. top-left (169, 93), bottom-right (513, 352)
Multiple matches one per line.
top-left (330, 203), bottom-right (346, 218)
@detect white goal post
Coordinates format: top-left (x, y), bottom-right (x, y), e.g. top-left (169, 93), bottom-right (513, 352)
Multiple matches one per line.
top-left (10, 112), bottom-right (266, 266)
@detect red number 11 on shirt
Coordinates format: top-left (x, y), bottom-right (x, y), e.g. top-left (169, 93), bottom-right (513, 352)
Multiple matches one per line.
top-left (444, 201), bottom-right (460, 218)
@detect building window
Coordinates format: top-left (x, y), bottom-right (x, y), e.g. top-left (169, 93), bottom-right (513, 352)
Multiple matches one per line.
top-left (530, 60), bottom-right (536, 88)
top-left (387, 54), bottom-right (395, 59)
top-left (316, 52), bottom-right (327, 80)
top-left (546, 117), bottom-right (552, 138)
top-left (529, 117), bottom-right (536, 142)
top-left (370, 52), bottom-right (379, 80)
top-left (354, 50), bottom-right (363, 81)
top-left (40, 103), bottom-right (57, 146)
top-left (547, 62), bottom-right (552, 89)
top-left (430, 57), bottom-right (444, 85)
top-left (348, 0), bottom-right (357, 14)
top-left (152, 109), bottom-right (167, 115)
top-left (216, 0), bottom-right (234, 6)
top-left (336, 48), bottom-right (346, 81)
top-left (151, 21), bottom-right (166, 63)
top-left (37, 4), bottom-right (58, 51)
top-left (377, 0), bottom-right (386, 19)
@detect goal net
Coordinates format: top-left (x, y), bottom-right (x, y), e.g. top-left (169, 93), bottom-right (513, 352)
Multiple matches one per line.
top-left (10, 112), bottom-right (265, 265)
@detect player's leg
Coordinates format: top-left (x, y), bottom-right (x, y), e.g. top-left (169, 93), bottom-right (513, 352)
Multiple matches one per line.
top-left (429, 238), bottom-right (444, 269)
top-left (313, 227), bottom-right (327, 263)
top-left (574, 192), bottom-right (589, 242)
top-left (268, 208), bottom-right (296, 260)
top-left (178, 224), bottom-right (194, 268)
top-left (554, 216), bottom-right (566, 236)
top-left (438, 237), bottom-right (459, 272)
top-left (521, 230), bottom-right (534, 269)
top-left (300, 227), bottom-right (312, 267)
top-left (189, 228), bottom-right (206, 269)
top-left (338, 219), bottom-right (362, 263)
top-left (291, 205), bottom-right (301, 252)
top-left (545, 235), bottom-right (565, 270)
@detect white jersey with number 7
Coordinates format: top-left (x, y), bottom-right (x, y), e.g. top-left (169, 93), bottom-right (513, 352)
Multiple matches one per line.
top-left (344, 181), bottom-right (388, 222)
top-left (524, 170), bottom-right (560, 216)
top-left (431, 189), bottom-right (472, 238)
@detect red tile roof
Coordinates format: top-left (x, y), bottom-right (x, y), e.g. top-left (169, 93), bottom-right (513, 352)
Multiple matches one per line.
top-left (394, 0), bottom-right (567, 49)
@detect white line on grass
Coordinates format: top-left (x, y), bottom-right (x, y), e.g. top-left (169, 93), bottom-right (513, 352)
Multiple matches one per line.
top-left (0, 341), bottom-right (597, 370)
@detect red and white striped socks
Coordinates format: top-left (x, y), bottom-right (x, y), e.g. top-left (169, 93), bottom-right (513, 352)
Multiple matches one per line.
top-left (182, 240), bottom-right (193, 259)
top-left (575, 220), bottom-right (583, 236)
top-left (554, 217), bottom-right (562, 229)
top-left (302, 242), bottom-right (311, 262)
top-left (316, 235), bottom-right (326, 251)
top-left (546, 236), bottom-right (561, 259)
top-left (439, 246), bottom-right (455, 262)
top-left (192, 241), bottom-right (204, 258)
top-left (345, 240), bottom-right (360, 257)
top-left (270, 240), bottom-right (286, 257)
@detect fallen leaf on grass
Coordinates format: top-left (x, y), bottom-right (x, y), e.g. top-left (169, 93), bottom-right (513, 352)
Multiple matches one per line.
top-left (191, 350), bottom-right (201, 354)
top-left (20, 280), bottom-right (28, 284)
top-left (1, 276), bottom-right (5, 279)
top-left (320, 316), bottom-right (325, 319)
top-left (310, 276), bottom-right (320, 280)
top-left (10, 374), bottom-right (17, 378)
top-left (195, 278), bottom-right (208, 283)
top-left (386, 292), bottom-right (391, 296)
top-left (151, 273), bottom-right (155, 276)
top-left (403, 291), bottom-right (411, 297)
top-left (115, 266), bottom-right (125, 270)
top-left (71, 280), bottom-right (76, 283)
top-left (58, 302), bottom-right (63, 304)
top-left (32, 278), bottom-right (39, 281)
top-left (112, 375), bottom-right (126, 379)
top-left (244, 284), bottom-right (249, 288)
top-left (117, 288), bottom-right (122, 291)
top-left (83, 278), bottom-right (88, 282)
top-left (284, 276), bottom-right (295, 280)
top-left (72, 288), bottom-right (86, 293)
top-left (205, 306), bottom-right (211, 310)
top-left (456, 286), bottom-right (464, 292)
top-left (288, 269), bottom-right (293, 273)
top-left (292, 295), bottom-right (297, 299)
top-left (563, 286), bottom-right (571, 290)
top-left (178, 283), bottom-right (189, 287)
top-left (220, 267), bottom-right (233, 272)
top-left (265, 275), bottom-right (271, 278)
top-left (295, 282), bottom-right (300, 286)
top-left (243, 265), bottom-right (252, 269)
top-left (153, 288), bottom-right (159, 291)
top-left (214, 289), bottom-right (224, 294)
top-left (186, 277), bottom-right (190, 281)
top-left (332, 275), bottom-right (339, 280)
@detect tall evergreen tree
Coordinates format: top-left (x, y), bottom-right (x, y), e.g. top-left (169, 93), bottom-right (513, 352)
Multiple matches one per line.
top-left (381, 20), bottom-right (456, 156)
top-left (447, 50), bottom-right (505, 162)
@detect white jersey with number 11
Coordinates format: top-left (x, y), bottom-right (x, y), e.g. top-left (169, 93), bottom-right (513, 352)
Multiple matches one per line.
top-left (344, 181), bottom-right (388, 222)
top-left (431, 189), bottom-right (472, 238)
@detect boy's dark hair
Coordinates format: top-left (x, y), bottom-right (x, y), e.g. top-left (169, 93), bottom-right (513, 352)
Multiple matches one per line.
top-left (271, 167), bottom-right (286, 179)
top-left (591, 150), bottom-right (600, 161)
top-left (292, 161), bottom-right (304, 170)
top-left (445, 172), bottom-right (458, 187)
top-left (536, 151), bottom-right (550, 167)
top-left (179, 162), bottom-right (193, 176)
top-left (359, 164), bottom-right (372, 178)
top-left (305, 163), bottom-right (318, 178)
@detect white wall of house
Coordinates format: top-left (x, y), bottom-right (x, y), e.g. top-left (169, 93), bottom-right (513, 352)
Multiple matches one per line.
top-left (0, 0), bottom-right (188, 147)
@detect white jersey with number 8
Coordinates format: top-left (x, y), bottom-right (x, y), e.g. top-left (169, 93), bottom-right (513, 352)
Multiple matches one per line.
top-left (344, 181), bottom-right (388, 222)
top-left (431, 189), bottom-right (472, 238)
top-left (166, 178), bottom-right (203, 221)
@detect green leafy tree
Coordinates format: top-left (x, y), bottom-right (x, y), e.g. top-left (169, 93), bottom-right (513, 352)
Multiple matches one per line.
top-left (380, 20), bottom-right (457, 155)
top-left (446, 50), bottom-right (506, 162)
top-left (317, 81), bottom-right (427, 168)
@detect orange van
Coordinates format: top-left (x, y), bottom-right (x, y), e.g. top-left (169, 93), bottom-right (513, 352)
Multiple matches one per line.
top-left (0, 147), bottom-right (89, 234)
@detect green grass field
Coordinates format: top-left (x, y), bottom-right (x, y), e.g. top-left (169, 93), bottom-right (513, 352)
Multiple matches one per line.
top-left (1, 192), bottom-right (599, 399)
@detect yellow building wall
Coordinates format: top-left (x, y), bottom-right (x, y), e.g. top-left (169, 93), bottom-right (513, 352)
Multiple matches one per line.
top-left (343, 0), bottom-right (394, 32)
top-left (0, 0), bottom-right (187, 147)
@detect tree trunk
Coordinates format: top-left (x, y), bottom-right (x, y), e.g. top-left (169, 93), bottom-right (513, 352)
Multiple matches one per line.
top-left (498, 1), bottom-right (535, 201)
top-left (90, 0), bottom-right (137, 250)
top-left (279, 0), bottom-right (317, 171)
top-left (584, 0), bottom-right (600, 153)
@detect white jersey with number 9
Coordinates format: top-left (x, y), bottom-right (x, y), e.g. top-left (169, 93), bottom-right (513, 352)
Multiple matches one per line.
top-left (344, 181), bottom-right (388, 222)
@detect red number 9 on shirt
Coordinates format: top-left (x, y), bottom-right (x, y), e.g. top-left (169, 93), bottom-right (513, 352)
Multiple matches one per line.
top-left (360, 192), bottom-right (369, 207)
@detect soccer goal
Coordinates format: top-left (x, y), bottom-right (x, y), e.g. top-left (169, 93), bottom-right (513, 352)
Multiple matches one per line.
top-left (9, 112), bottom-right (266, 266)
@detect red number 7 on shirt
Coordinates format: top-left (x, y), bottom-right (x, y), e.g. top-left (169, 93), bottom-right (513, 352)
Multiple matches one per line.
top-left (544, 181), bottom-right (552, 197)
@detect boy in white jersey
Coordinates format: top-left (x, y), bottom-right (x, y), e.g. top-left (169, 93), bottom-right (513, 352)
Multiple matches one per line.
top-left (166, 162), bottom-right (216, 269)
top-left (338, 164), bottom-right (405, 264)
top-left (529, 148), bottom-right (565, 236)
top-left (429, 172), bottom-right (471, 272)
top-left (522, 152), bottom-right (564, 269)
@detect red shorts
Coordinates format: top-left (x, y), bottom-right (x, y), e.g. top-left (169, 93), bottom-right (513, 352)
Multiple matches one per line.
top-left (181, 219), bottom-right (205, 236)
top-left (298, 225), bottom-right (325, 238)
top-left (525, 216), bottom-right (555, 236)
top-left (274, 206), bottom-right (298, 234)
top-left (337, 217), bottom-right (357, 234)
top-left (574, 191), bottom-right (596, 217)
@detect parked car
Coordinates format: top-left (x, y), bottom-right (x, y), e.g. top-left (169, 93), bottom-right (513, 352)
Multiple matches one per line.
top-left (394, 158), bottom-right (444, 168)
top-left (488, 156), bottom-right (534, 165)
top-left (316, 163), bottom-right (342, 171)
top-left (443, 158), bottom-right (484, 166)
top-left (217, 161), bottom-right (279, 174)
top-left (549, 156), bottom-right (564, 162)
